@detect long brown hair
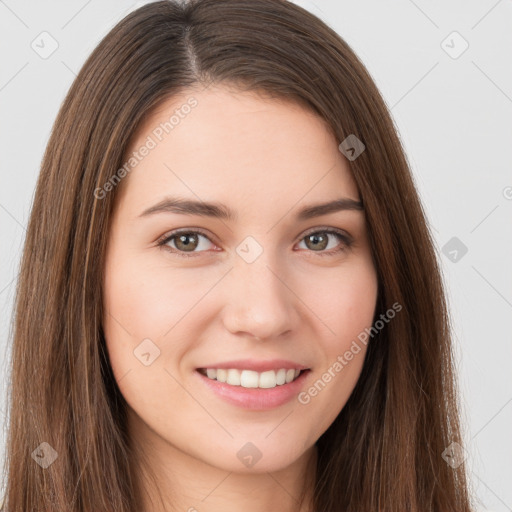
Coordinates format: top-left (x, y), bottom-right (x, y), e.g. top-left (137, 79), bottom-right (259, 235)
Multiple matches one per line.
top-left (1, 0), bottom-right (475, 510)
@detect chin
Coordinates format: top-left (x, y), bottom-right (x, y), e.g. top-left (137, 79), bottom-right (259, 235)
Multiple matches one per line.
top-left (198, 439), bottom-right (312, 475)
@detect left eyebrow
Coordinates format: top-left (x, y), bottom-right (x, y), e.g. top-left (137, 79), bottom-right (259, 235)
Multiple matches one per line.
top-left (296, 198), bottom-right (364, 220)
top-left (138, 195), bottom-right (364, 221)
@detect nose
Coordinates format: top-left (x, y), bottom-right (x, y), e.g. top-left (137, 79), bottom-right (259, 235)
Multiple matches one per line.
top-left (220, 254), bottom-right (300, 341)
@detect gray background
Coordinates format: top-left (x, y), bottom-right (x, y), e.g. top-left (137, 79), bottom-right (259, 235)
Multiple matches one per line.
top-left (1, 0), bottom-right (511, 510)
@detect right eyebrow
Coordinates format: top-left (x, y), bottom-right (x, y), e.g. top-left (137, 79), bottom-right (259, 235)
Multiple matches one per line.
top-left (139, 196), bottom-right (237, 221)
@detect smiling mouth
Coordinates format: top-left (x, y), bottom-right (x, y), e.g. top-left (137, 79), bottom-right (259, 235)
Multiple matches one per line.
top-left (197, 368), bottom-right (308, 389)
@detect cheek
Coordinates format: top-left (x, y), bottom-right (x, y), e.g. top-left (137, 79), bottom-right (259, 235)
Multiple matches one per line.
top-left (325, 258), bottom-right (378, 380)
top-left (308, 253), bottom-right (378, 343)
top-left (102, 254), bottom-right (221, 383)
top-left (101, 255), bottom-right (201, 419)
top-left (295, 256), bottom-right (378, 430)
top-left (103, 255), bottom-right (205, 339)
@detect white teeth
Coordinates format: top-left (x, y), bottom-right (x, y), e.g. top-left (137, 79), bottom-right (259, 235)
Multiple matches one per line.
top-left (276, 368), bottom-right (286, 385)
top-left (240, 370), bottom-right (259, 388)
top-left (227, 369), bottom-right (241, 386)
top-left (201, 368), bottom-right (304, 388)
top-left (259, 370), bottom-right (277, 389)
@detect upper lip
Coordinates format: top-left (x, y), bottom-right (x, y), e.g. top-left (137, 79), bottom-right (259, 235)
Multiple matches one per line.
top-left (197, 359), bottom-right (310, 372)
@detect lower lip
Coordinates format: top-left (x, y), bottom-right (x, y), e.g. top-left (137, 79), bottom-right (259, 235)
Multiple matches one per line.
top-left (195, 369), bottom-right (311, 410)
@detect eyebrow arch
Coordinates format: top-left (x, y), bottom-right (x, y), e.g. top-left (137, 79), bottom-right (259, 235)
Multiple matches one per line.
top-left (138, 196), bottom-right (363, 222)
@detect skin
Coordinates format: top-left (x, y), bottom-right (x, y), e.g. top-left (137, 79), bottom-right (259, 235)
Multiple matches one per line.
top-left (102, 83), bottom-right (379, 512)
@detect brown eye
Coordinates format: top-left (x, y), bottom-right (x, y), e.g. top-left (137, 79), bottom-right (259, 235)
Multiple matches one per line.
top-left (158, 230), bottom-right (216, 257)
top-left (297, 229), bottom-right (352, 256)
top-left (173, 232), bottom-right (200, 252)
top-left (304, 232), bottom-right (329, 251)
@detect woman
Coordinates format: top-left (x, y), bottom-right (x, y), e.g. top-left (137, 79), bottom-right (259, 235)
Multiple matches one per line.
top-left (1, 0), bottom-right (475, 510)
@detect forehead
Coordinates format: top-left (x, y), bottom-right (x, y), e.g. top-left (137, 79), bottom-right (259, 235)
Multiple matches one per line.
top-left (117, 84), bottom-right (360, 218)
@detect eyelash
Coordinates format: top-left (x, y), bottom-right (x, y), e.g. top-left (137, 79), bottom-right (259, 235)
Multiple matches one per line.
top-left (156, 227), bottom-right (353, 259)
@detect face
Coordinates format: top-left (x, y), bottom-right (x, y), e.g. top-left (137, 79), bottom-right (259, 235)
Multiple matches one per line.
top-left (102, 84), bottom-right (378, 475)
